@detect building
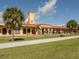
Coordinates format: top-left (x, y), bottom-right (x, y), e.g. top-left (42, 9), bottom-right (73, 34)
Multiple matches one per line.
top-left (27, 11), bottom-right (35, 24)
top-left (0, 11), bottom-right (66, 37)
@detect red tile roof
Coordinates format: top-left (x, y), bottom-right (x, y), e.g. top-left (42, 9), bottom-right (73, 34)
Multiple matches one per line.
top-left (40, 24), bottom-right (51, 28)
top-left (40, 24), bottom-right (65, 29)
top-left (52, 26), bottom-right (65, 29)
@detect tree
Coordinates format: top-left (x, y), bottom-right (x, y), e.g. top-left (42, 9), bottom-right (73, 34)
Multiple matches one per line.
top-left (77, 24), bottom-right (79, 33)
top-left (78, 24), bottom-right (79, 29)
top-left (36, 25), bottom-right (41, 35)
top-left (66, 19), bottom-right (77, 33)
top-left (3, 7), bottom-right (25, 41)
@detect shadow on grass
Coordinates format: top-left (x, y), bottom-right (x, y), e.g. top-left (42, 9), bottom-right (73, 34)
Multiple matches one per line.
top-left (9, 38), bottom-right (24, 41)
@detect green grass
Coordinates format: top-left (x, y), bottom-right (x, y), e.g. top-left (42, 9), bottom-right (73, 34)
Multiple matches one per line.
top-left (0, 39), bottom-right (10, 43)
top-left (23, 35), bottom-right (59, 40)
top-left (0, 35), bottom-right (59, 43)
top-left (0, 38), bottom-right (79, 59)
top-left (0, 33), bottom-right (79, 43)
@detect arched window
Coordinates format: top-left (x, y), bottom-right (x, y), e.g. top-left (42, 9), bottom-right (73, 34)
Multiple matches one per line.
top-left (23, 28), bottom-right (26, 34)
top-left (2, 28), bottom-right (7, 35)
top-left (27, 28), bottom-right (30, 33)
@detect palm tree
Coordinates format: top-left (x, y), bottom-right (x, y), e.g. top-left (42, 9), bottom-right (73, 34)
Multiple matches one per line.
top-left (3, 7), bottom-right (25, 41)
top-left (35, 25), bottom-right (41, 35)
top-left (66, 19), bottom-right (77, 33)
top-left (77, 24), bottom-right (79, 33)
top-left (78, 24), bottom-right (79, 29)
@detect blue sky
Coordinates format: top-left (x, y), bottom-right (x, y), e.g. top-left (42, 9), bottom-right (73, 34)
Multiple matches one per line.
top-left (0, 0), bottom-right (79, 25)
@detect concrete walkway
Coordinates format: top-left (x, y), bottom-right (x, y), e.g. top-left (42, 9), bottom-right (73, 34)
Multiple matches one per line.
top-left (0, 35), bottom-right (79, 49)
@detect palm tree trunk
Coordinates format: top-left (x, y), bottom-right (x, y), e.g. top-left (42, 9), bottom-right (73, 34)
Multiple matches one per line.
top-left (11, 29), bottom-right (14, 41)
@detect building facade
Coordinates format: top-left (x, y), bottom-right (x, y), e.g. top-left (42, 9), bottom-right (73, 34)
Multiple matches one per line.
top-left (0, 11), bottom-right (66, 37)
top-left (0, 23), bottom-right (66, 36)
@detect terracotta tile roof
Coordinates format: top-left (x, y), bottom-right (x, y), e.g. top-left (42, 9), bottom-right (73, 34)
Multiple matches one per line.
top-left (40, 24), bottom-right (65, 29)
top-left (40, 25), bottom-right (51, 28)
top-left (52, 26), bottom-right (65, 29)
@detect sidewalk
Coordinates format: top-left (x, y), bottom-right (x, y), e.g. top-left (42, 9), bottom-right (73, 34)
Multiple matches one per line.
top-left (0, 35), bottom-right (79, 49)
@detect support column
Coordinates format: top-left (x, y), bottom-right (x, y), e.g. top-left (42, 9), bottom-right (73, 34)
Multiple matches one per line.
top-left (0, 28), bottom-right (2, 36)
top-left (26, 28), bottom-right (27, 34)
top-left (30, 28), bottom-right (32, 35)
top-left (40, 29), bottom-right (42, 35)
top-left (20, 27), bottom-right (23, 35)
top-left (36, 28), bottom-right (38, 35)
top-left (50, 28), bottom-right (52, 34)
top-left (47, 28), bottom-right (49, 34)
top-left (51, 29), bottom-right (53, 34)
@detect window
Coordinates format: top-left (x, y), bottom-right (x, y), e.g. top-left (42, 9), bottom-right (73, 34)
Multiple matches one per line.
top-left (9, 30), bottom-right (11, 35)
top-left (15, 29), bottom-right (20, 34)
top-left (2, 28), bottom-right (7, 35)
top-left (23, 28), bottom-right (26, 34)
top-left (0, 29), bottom-right (1, 33)
top-left (27, 28), bottom-right (30, 33)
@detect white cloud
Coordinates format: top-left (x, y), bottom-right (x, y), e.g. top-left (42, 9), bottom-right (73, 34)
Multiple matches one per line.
top-left (35, 0), bottom-right (57, 21)
top-left (38, 0), bottom-right (57, 15)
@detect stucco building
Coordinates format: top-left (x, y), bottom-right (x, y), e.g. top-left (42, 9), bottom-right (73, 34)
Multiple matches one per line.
top-left (0, 11), bottom-right (66, 36)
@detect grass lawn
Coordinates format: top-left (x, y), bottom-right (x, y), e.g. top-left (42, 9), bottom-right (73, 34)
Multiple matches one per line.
top-left (0, 39), bottom-right (10, 43)
top-left (23, 35), bottom-right (59, 40)
top-left (0, 38), bottom-right (79, 59)
top-left (0, 33), bottom-right (79, 43)
top-left (0, 35), bottom-right (59, 43)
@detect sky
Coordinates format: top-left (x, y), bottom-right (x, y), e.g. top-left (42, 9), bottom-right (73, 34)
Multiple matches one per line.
top-left (0, 0), bottom-right (79, 25)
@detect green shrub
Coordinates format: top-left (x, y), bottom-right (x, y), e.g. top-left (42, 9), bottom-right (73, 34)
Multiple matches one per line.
top-left (14, 38), bottom-right (24, 41)
top-left (59, 35), bottom-right (66, 37)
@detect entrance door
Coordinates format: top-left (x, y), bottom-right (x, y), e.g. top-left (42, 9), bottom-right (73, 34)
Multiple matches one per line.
top-left (32, 28), bottom-right (36, 34)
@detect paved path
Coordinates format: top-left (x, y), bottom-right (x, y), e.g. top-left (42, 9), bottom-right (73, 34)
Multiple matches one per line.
top-left (0, 35), bottom-right (79, 49)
